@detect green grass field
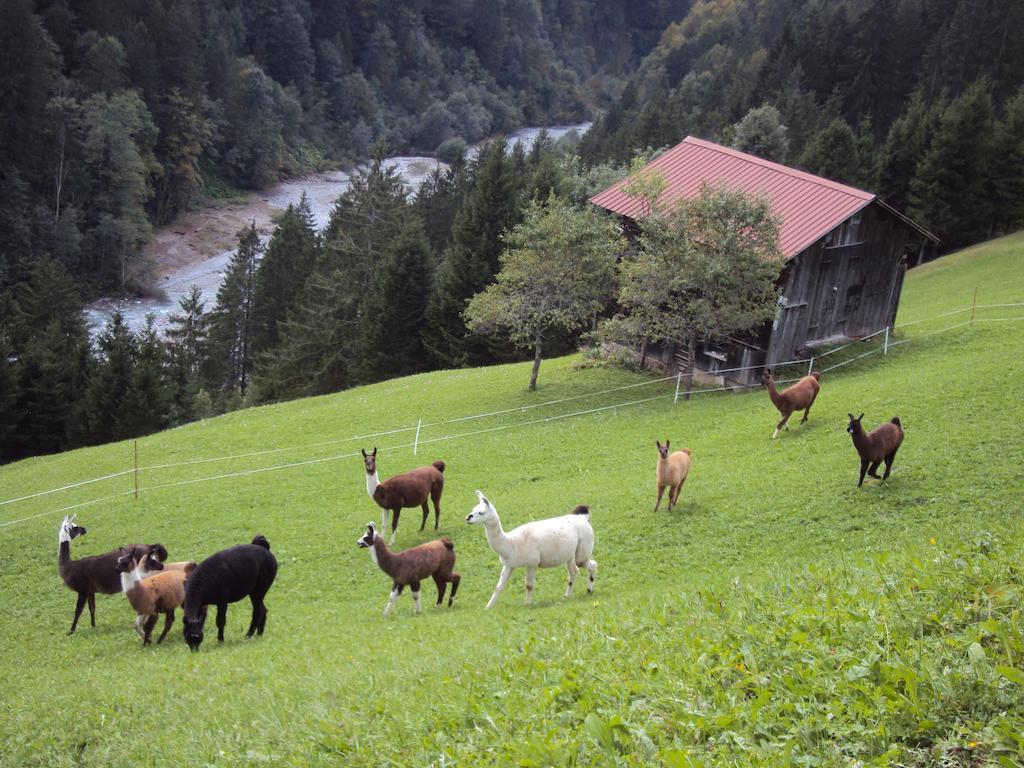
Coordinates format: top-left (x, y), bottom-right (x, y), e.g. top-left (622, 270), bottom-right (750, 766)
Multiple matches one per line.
top-left (1, 233), bottom-right (1023, 767)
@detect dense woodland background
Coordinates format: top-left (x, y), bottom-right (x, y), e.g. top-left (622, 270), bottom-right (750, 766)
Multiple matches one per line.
top-left (2, 0), bottom-right (1023, 463)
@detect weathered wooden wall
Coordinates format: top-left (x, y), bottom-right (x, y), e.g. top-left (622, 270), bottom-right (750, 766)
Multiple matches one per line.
top-left (766, 203), bottom-right (917, 366)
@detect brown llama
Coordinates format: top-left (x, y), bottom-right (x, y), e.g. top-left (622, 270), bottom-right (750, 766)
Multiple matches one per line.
top-left (116, 549), bottom-right (198, 645)
top-left (362, 448), bottom-right (445, 544)
top-left (847, 413), bottom-right (904, 487)
top-left (653, 440), bottom-right (692, 512)
top-left (356, 522), bottom-right (460, 615)
top-left (764, 369), bottom-right (822, 439)
top-left (56, 515), bottom-right (168, 634)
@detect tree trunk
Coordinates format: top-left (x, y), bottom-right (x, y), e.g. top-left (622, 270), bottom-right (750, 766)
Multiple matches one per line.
top-left (529, 326), bottom-right (542, 391)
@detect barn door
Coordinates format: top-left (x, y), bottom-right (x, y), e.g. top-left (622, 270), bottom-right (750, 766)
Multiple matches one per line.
top-left (808, 253), bottom-right (846, 339)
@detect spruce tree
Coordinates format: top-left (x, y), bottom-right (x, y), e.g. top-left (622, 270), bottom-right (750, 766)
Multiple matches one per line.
top-left (165, 284), bottom-right (209, 421)
top-left (252, 192), bottom-right (319, 354)
top-left (356, 219), bottom-right (433, 384)
top-left (74, 311), bottom-right (136, 446)
top-left (993, 89), bottom-right (1024, 233)
top-left (908, 81), bottom-right (997, 248)
top-left (425, 138), bottom-right (525, 367)
top-left (118, 315), bottom-right (172, 437)
top-left (205, 222), bottom-right (260, 396)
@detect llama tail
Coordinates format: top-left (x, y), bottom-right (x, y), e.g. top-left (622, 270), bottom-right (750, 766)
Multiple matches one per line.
top-left (251, 535), bottom-right (271, 550)
top-left (441, 538), bottom-right (454, 550)
top-left (681, 448), bottom-right (692, 456)
top-left (571, 505), bottom-right (590, 515)
top-left (432, 460), bottom-right (446, 473)
top-left (890, 416), bottom-right (902, 427)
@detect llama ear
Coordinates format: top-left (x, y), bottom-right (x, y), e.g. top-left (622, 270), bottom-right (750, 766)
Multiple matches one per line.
top-left (655, 440), bottom-right (661, 449)
top-left (848, 413), bottom-right (855, 420)
top-left (666, 439), bottom-right (670, 449)
top-left (361, 448), bottom-right (367, 458)
top-left (372, 447), bottom-right (377, 456)
top-left (858, 413), bottom-right (864, 421)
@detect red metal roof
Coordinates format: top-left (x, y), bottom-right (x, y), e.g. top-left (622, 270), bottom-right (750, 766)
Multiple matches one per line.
top-left (589, 136), bottom-right (935, 259)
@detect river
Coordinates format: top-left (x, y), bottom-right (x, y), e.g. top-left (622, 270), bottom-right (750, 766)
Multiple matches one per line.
top-left (84, 122), bottom-right (591, 336)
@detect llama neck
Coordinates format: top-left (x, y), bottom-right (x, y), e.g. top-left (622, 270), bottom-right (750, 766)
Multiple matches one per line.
top-left (371, 537), bottom-right (394, 573)
top-left (120, 567), bottom-right (142, 593)
top-left (58, 539), bottom-right (71, 563)
top-left (366, 471), bottom-right (380, 500)
top-left (483, 515), bottom-right (513, 560)
top-left (766, 376), bottom-right (784, 408)
top-left (850, 423), bottom-right (870, 451)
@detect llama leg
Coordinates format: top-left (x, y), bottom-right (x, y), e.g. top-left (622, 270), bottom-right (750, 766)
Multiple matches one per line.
top-left (420, 501), bottom-right (429, 531)
top-left (486, 565), bottom-right (513, 609)
top-left (565, 561), bottom-right (578, 597)
top-left (883, 447), bottom-right (899, 480)
top-left (69, 592), bottom-right (88, 634)
top-left (586, 559), bottom-right (598, 595)
top-left (257, 604), bottom-right (268, 635)
top-left (858, 458), bottom-right (869, 487)
top-left (134, 614), bottom-right (147, 638)
top-left (384, 584), bottom-right (404, 616)
top-left (448, 573), bottom-right (460, 606)
top-left (772, 413), bottom-right (791, 439)
top-left (380, 508), bottom-right (389, 535)
top-left (87, 593), bottom-right (96, 627)
top-left (410, 580), bottom-right (422, 614)
top-left (867, 460), bottom-right (883, 479)
top-left (142, 614), bottom-right (158, 646)
top-left (432, 493), bottom-right (441, 530)
top-left (653, 484), bottom-right (666, 512)
top-left (801, 396), bottom-right (816, 423)
top-left (389, 509), bottom-right (400, 545)
top-left (215, 604), bottom-right (227, 642)
top-left (157, 611), bottom-right (174, 644)
top-left (524, 566), bottom-right (538, 605)
top-left (433, 574), bottom-right (447, 606)
top-left (246, 598), bottom-right (260, 637)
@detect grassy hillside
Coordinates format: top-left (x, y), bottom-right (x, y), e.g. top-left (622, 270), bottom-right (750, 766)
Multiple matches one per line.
top-left (1, 233), bottom-right (1023, 766)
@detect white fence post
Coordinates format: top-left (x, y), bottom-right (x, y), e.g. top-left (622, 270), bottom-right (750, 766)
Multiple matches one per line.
top-left (808, 357), bottom-right (814, 375)
top-left (413, 419), bottom-right (422, 455)
top-left (673, 371), bottom-right (682, 404)
top-left (883, 326), bottom-right (889, 355)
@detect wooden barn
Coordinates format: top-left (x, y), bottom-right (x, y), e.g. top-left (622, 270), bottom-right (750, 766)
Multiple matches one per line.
top-left (590, 136), bottom-right (938, 385)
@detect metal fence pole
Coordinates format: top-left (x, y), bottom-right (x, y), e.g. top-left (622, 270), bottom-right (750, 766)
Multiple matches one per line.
top-left (883, 326), bottom-right (889, 355)
top-left (673, 371), bottom-right (682, 404)
top-left (133, 441), bottom-right (139, 499)
top-left (413, 419), bottom-right (422, 455)
top-left (808, 357), bottom-right (814, 375)
top-left (970, 286), bottom-right (978, 325)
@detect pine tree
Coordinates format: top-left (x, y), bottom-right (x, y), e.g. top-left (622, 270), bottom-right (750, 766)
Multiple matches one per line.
top-left (908, 80), bottom-right (997, 248)
top-left (425, 138), bottom-right (525, 367)
top-left (799, 117), bottom-right (860, 186)
top-left (165, 284), bottom-right (209, 421)
top-left (878, 94), bottom-right (941, 212)
top-left (118, 315), bottom-right (172, 437)
top-left (356, 218), bottom-right (433, 383)
top-left (205, 222), bottom-right (260, 396)
top-left (731, 105), bottom-right (790, 163)
top-left (9, 259), bottom-right (90, 458)
top-left (993, 88), bottom-right (1024, 233)
top-left (252, 193), bottom-right (320, 354)
top-left (74, 311), bottom-right (136, 446)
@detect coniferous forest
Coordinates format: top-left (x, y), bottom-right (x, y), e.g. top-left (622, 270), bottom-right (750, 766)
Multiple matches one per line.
top-left (2, 0), bottom-right (1023, 462)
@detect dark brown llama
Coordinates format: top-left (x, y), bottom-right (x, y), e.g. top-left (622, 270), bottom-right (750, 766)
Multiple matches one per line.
top-left (362, 448), bottom-right (445, 544)
top-left (847, 413), bottom-right (904, 487)
top-left (56, 515), bottom-right (168, 634)
top-left (356, 522), bottom-right (460, 615)
top-left (764, 370), bottom-right (821, 439)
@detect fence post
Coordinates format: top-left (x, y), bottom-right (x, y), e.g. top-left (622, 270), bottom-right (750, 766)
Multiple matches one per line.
top-left (807, 356), bottom-right (814, 375)
top-left (413, 419), bottom-right (422, 455)
top-left (883, 326), bottom-right (889, 355)
top-left (970, 286), bottom-right (978, 325)
top-left (133, 440), bottom-right (139, 499)
top-left (674, 370), bottom-right (682, 404)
